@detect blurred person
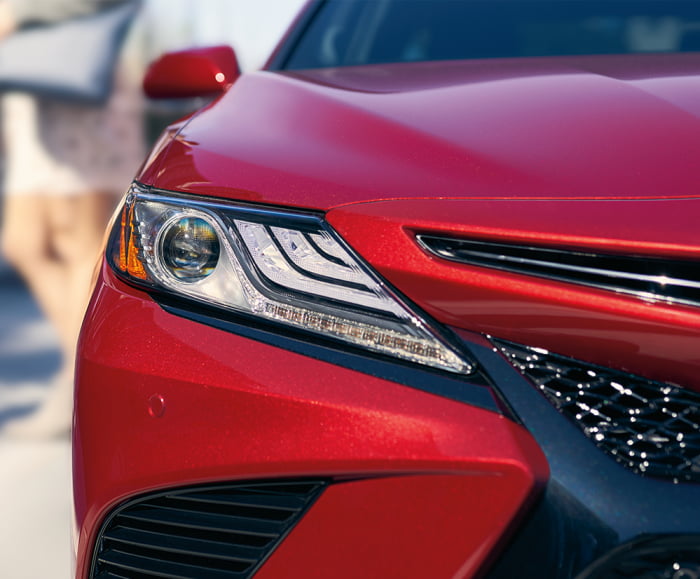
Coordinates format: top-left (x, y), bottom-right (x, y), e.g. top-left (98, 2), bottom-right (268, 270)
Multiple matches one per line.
top-left (0, 0), bottom-right (145, 438)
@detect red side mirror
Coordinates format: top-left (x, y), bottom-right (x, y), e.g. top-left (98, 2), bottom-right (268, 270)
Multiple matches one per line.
top-left (143, 45), bottom-right (241, 99)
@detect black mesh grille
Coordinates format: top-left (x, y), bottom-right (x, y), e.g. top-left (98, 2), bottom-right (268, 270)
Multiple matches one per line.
top-left (494, 340), bottom-right (700, 483)
top-left (577, 535), bottom-right (700, 579)
top-left (417, 235), bottom-right (700, 309)
top-left (91, 480), bottom-right (327, 578)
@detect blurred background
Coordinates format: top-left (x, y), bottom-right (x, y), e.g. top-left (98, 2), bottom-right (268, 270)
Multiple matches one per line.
top-left (0, 1), bottom-right (305, 576)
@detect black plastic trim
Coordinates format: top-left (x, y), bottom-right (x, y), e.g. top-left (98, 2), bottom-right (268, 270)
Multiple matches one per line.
top-left (494, 339), bottom-right (700, 484)
top-left (577, 534), bottom-right (700, 578)
top-left (91, 480), bottom-right (328, 579)
top-left (468, 341), bottom-right (700, 579)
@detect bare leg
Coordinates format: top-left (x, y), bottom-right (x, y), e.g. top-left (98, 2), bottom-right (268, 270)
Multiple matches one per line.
top-left (45, 192), bottom-right (116, 366)
top-left (1, 191), bottom-right (118, 438)
top-left (2, 194), bottom-right (73, 349)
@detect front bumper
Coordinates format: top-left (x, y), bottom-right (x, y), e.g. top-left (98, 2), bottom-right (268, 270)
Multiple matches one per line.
top-left (73, 263), bottom-right (546, 578)
top-left (74, 261), bottom-right (700, 578)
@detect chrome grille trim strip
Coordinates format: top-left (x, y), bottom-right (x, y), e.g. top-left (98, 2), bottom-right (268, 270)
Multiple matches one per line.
top-left (417, 235), bottom-right (700, 307)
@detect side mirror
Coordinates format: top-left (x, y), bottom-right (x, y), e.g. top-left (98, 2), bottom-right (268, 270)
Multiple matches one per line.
top-left (143, 45), bottom-right (241, 99)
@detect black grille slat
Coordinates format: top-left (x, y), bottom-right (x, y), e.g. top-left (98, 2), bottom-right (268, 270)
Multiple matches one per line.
top-left (166, 491), bottom-right (308, 513)
top-left (97, 549), bottom-right (248, 579)
top-left (495, 340), bottom-right (700, 483)
top-left (117, 506), bottom-right (283, 537)
top-left (102, 527), bottom-right (264, 564)
top-left (418, 235), bottom-right (700, 308)
top-left (91, 480), bottom-right (326, 579)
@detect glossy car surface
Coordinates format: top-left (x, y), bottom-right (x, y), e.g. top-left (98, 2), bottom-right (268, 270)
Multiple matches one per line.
top-left (74, 1), bottom-right (700, 577)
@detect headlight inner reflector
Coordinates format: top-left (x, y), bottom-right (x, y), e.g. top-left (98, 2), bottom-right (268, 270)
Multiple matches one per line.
top-left (158, 216), bottom-right (220, 282)
top-left (109, 185), bottom-right (473, 374)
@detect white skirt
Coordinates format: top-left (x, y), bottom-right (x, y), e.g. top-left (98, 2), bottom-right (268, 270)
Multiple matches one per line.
top-left (1, 73), bottom-right (146, 197)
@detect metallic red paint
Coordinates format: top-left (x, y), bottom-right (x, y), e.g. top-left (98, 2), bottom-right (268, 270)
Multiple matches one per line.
top-left (142, 56), bottom-right (700, 209)
top-left (256, 474), bottom-right (534, 578)
top-left (73, 264), bottom-right (547, 578)
top-left (326, 197), bottom-right (700, 391)
top-left (143, 45), bottom-right (241, 99)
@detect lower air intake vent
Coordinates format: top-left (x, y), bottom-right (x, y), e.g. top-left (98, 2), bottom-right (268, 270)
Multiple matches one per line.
top-left (91, 480), bottom-right (327, 578)
top-left (494, 340), bottom-right (700, 484)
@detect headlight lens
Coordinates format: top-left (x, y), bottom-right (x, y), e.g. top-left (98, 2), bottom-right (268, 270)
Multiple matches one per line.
top-left (108, 184), bottom-right (473, 374)
top-left (159, 216), bottom-right (220, 281)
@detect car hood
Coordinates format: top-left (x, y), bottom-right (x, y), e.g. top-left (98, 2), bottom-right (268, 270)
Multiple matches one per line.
top-left (143, 53), bottom-right (700, 210)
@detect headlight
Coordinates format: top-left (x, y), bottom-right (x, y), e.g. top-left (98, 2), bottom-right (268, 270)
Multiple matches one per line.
top-left (108, 184), bottom-right (474, 374)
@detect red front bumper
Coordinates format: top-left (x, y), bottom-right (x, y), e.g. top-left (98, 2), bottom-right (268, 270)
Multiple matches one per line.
top-left (73, 262), bottom-right (548, 578)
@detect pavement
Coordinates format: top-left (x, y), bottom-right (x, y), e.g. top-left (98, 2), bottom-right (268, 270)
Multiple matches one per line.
top-left (0, 260), bottom-right (72, 579)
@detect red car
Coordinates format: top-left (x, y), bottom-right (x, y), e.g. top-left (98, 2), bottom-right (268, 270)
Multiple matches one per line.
top-left (74, 1), bottom-right (700, 577)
